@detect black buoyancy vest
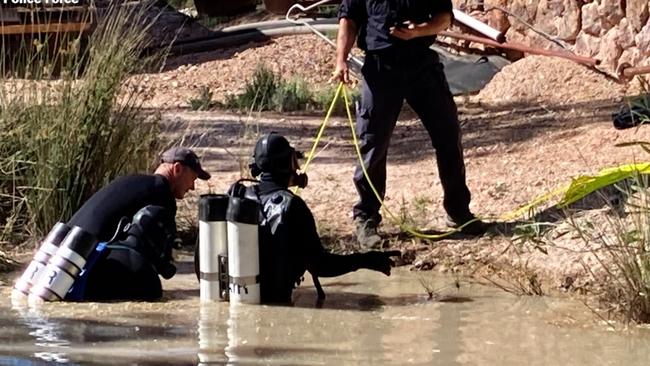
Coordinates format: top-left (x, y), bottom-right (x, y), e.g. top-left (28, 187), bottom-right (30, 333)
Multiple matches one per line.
top-left (229, 180), bottom-right (325, 304)
top-left (254, 187), bottom-right (304, 303)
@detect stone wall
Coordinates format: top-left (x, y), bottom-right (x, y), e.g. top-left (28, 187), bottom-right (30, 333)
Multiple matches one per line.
top-left (452, 0), bottom-right (650, 75)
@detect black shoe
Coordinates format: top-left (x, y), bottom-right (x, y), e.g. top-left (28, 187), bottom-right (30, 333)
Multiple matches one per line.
top-left (355, 218), bottom-right (382, 249)
top-left (446, 214), bottom-right (489, 236)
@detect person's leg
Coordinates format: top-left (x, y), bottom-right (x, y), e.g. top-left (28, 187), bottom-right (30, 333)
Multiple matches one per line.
top-left (353, 54), bottom-right (404, 223)
top-left (405, 51), bottom-right (484, 234)
top-left (353, 54), bottom-right (404, 247)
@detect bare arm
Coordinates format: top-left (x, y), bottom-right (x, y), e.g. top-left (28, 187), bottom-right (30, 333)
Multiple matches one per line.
top-left (330, 17), bottom-right (358, 83)
top-left (390, 12), bottom-right (452, 40)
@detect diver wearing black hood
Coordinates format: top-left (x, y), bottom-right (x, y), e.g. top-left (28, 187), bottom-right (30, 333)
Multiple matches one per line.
top-left (233, 132), bottom-right (400, 304)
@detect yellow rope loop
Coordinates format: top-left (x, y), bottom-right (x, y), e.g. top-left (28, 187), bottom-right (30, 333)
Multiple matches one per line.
top-left (342, 85), bottom-right (466, 239)
top-left (296, 83), bottom-right (648, 240)
top-left (293, 82), bottom-right (343, 195)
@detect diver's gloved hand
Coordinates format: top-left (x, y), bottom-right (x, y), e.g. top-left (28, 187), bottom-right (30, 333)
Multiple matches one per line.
top-left (360, 250), bottom-right (401, 276)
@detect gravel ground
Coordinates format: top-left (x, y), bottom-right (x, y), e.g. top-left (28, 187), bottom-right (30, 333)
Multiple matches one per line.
top-left (136, 35), bottom-right (343, 109)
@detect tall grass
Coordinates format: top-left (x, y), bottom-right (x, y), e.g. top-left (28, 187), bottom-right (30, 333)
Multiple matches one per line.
top-left (519, 90), bottom-right (650, 323)
top-left (582, 80), bottom-right (650, 322)
top-left (0, 3), bottom-right (165, 248)
top-left (506, 80), bottom-right (650, 322)
top-left (564, 176), bottom-right (650, 323)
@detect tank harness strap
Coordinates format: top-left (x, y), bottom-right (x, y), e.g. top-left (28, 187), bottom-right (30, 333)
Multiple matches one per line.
top-left (312, 274), bottom-right (325, 300)
top-left (64, 242), bottom-right (108, 301)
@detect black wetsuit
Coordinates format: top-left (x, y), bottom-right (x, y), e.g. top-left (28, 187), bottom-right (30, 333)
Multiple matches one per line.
top-left (67, 174), bottom-right (177, 301)
top-left (252, 174), bottom-right (369, 304)
top-left (83, 242), bottom-right (165, 301)
top-left (68, 174), bottom-right (177, 242)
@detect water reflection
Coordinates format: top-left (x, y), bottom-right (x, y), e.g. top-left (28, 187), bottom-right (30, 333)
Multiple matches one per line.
top-left (436, 295), bottom-right (463, 366)
top-left (12, 302), bottom-right (73, 364)
top-left (225, 303), bottom-right (251, 364)
top-left (197, 303), bottom-right (227, 365)
top-left (3, 269), bottom-right (650, 365)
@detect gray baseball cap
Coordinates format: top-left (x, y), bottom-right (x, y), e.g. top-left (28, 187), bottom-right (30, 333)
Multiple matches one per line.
top-left (161, 147), bottom-right (211, 180)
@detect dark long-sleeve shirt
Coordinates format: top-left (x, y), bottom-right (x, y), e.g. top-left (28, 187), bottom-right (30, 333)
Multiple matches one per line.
top-left (68, 174), bottom-right (177, 242)
top-left (338, 0), bottom-right (453, 51)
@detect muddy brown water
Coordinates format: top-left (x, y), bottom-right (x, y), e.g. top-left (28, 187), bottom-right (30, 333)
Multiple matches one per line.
top-left (1, 261), bottom-right (650, 365)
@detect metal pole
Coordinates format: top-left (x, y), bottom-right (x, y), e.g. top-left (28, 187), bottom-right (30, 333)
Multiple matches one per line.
top-left (285, 0), bottom-right (364, 69)
top-left (438, 30), bottom-right (600, 67)
top-left (619, 64), bottom-right (650, 80)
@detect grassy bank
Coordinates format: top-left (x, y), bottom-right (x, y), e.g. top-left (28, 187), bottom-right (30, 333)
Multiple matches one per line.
top-left (0, 3), bottom-right (165, 260)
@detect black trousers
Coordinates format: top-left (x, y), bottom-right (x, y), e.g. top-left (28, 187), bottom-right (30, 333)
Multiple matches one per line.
top-left (353, 47), bottom-right (472, 223)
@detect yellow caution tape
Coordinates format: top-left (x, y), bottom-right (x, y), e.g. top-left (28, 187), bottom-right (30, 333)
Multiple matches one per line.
top-left (502, 162), bottom-right (650, 221)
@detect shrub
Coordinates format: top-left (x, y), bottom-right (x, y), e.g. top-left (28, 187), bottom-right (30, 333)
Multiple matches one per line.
top-left (226, 65), bottom-right (277, 111)
top-left (226, 64), bottom-right (359, 114)
top-left (189, 86), bottom-right (214, 111)
top-left (312, 82), bottom-right (360, 116)
top-left (272, 78), bottom-right (311, 112)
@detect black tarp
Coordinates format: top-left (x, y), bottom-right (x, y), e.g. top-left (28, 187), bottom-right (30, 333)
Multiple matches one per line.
top-left (433, 46), bottom-right (510, 96)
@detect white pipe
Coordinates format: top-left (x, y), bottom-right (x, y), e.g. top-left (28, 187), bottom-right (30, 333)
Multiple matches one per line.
top-left (222, 18), bottom-right (334, 33)
top-left (169, 24), bottom-right (343, 56)
top-left (452, 9), bottom-right (505, 43)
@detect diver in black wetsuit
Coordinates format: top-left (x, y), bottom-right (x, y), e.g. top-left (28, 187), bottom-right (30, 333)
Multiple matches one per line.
top-left (68, 147), bottom-right (211, 301)
top-left (232, 132), bottom-right (400, 304)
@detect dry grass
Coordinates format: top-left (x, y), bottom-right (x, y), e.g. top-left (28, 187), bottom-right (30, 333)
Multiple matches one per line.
top-left (0, 3), bottom-right (166, 254)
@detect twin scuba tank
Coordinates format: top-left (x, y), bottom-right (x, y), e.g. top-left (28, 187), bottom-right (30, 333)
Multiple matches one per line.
top-left (12, 187), bottom-right (264, 305)
top-left (12, 206), bottom-right (176, 304)
top-left (12, 223), bottom-right (99, 303)
top-left (198, 180), bottom-right (262, 304)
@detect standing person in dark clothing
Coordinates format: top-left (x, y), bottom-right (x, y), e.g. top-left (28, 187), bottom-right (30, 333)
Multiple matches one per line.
top-left (235, 132), bottom-right (400, 304)
top-left (68, 147), bottom-right (211, 301)
top-left (332, 0), bottom-right (488, 248)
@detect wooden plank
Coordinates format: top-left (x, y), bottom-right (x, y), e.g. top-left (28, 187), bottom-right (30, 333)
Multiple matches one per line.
top-left (14, 5), bottom-right (92, 13)
top-left (0, 22), bottom-right (92, 34)
top-left (0, 8), bottom-right (20, 23)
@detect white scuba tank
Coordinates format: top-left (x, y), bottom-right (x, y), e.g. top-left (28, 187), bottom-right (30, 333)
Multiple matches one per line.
top-left (199, 194), bottom-right (230, 302)
top-left (12, 223), bottom-right (71, 301)
top-left (226, 196), bottom-right (260, 304)
top-left (28, 226), bottom-right (97, 303)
